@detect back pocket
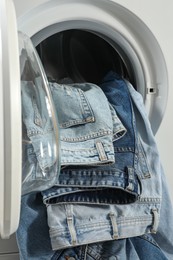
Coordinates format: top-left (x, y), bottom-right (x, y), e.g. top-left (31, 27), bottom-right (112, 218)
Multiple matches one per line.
top-left (50, 82), bottom-right (95, 128)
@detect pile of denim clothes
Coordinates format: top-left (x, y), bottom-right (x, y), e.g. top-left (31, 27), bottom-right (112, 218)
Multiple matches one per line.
top-left (17, 71), bottom-right (173, 260)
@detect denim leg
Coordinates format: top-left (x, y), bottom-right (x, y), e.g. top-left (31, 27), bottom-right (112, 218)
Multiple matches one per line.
top-left (152, 165), bottom-right (173, 259)
top-left (16, 192), bottom-right (56, 260)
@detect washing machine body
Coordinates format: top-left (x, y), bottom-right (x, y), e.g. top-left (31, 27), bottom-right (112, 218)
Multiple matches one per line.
top-left (0, 0), bottom-right (173, 259)
top-left (13, 0), bottom-right (173, 199)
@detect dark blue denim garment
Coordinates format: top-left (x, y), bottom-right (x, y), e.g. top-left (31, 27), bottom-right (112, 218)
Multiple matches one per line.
top-left (42, 72), bottom-right (149, 205)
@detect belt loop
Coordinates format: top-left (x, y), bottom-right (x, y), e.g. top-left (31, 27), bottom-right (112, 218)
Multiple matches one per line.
top-left (65, 205), bottom-right (77, 246)
top-left (151, 209), bottom-right (159, 233)
top-left (109, 212), bottom-right (119, 239)
top-left (126, 166), bottom-right (135, 191)
top-left (95, 140), bottom-right (108, 161)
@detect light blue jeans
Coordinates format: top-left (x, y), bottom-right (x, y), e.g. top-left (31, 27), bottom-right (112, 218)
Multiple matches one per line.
top-left (16, 192), bottom-right (168, 260)
top-left (42, 72), bottom-right (145, 209)
top-left (49, 81), bottom-right (126, 166)
top-left (21, 78), bottom-right (59, 195)
top-left (22, 79), bottom-right (127, 195)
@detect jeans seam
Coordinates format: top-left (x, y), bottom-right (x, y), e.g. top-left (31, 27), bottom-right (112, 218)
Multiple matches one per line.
top-left (138, 234), bottom-right (160, 249)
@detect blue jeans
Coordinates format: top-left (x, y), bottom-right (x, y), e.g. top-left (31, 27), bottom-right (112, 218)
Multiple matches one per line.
top-left (21, 78), bottom-right (60, 195)
top-left (42, 72), bottom-right (146, 206)
top-left (41, 72), bottom-right (161, 250)
top-left (16, 192), bottom-right (168, 260)
top-left (49, 81), bottom-right (126, 166)
top-left (17, 72), bottom-right (173, 259)
top-left (22, 78), bottom-right (127, 195)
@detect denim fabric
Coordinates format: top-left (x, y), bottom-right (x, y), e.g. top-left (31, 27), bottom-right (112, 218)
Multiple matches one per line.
top-left (42, 72), bottom-right (167, 250)
top-left (21, 78), bottom-right (59, 195)
top-left (49, 81), bottom-right (126, 166)
top-left (22, 79), bottom-right (126, 195)
top-left (20, 31), bottom-right (60, 195)
top-left (52, 235), bottom-right (168, 260)
top-left (42, 73), bottom-right (145, 206)
top-left (127, 79), bottom-right (173, 260)
top-left (17, 72), bottom-right (173, 259)
top-left (126, 80), bottom-right (162, 201)
top-left (22, 79), bottom-right (57, 169)
top-left (153, 164), bottom-right (173, 259)
top-left (16, 192), bottom-right (168, 260)
top-left (46, 202), bottom-right (159, 250)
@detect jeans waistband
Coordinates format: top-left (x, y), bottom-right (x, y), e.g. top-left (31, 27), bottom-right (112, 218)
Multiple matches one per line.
top-left (42, 165), bottom-right (140, 204)
top-left (46, 199), bottom-right (160, 251)
top-left (42, 129), bottom-right (151, 204)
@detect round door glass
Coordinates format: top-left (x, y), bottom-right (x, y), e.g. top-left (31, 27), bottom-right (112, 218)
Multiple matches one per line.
top-left (19, 31), bottom-right (60, 195)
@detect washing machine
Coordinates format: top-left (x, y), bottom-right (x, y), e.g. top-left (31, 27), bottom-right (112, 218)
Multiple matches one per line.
top-left (0, 0), bottom-right (173, 259)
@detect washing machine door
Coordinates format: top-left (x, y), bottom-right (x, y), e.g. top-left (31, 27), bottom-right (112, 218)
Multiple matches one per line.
top-left (0, 0), bottom-right (22, 239)
top-left (0, 0), bottom-right (60, 239)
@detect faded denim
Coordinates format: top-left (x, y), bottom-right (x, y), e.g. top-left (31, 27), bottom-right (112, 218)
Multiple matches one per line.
top-left (42, 73), bottom-right (145, 207)
top-left (127, 80), bottom-right (173, 259)
top-left (17, 72), bottom-right (173, 259)
top-left (42, 72), bottom-right (167, 251)
top-left (16, 192), bottom-right (168, 260)
top-left (20, 31), bottom-right (60, 195)
top-left (49, 81), bottom-right (126, 166)
top-left (21, 79), bottom-right (59, 195)
top-left (22, 79), bottom-right (126, 195)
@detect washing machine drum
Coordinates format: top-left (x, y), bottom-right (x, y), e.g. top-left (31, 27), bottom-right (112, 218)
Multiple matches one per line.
top-left (36, 30), bottom-right (129, 85)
